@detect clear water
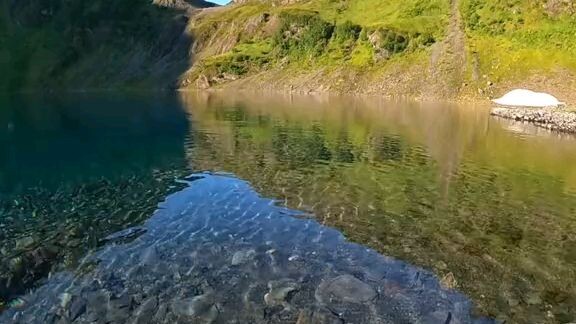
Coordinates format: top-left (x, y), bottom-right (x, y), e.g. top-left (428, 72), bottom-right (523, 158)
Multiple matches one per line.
top-left (1, 92), bottom-right (575, 323)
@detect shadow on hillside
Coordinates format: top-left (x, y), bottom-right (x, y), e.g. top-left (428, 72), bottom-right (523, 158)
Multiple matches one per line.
top-left (1, 1), bottom-right (200, 91)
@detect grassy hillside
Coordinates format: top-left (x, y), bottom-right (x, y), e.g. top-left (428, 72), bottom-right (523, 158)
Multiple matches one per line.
top-left (185, 0), bottom-right (448, 82)
top-left (1, 0), bottom-right (575, 101)
top-left (462, 0), bottom-right (576, 82)
top-left (183, 0), bottom-right (576, 102)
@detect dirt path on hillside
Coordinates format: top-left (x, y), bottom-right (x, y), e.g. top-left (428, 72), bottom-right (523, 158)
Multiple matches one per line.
top-left (428, 0), bottom-right (467, 98)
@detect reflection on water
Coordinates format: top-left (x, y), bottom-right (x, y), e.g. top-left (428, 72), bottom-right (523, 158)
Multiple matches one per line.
top-left (181, 92), bottom-right (576, 323)
top-left (0, 93), bottom-right (189, 302)
top-left (0, 91), bottom-right (575, 323)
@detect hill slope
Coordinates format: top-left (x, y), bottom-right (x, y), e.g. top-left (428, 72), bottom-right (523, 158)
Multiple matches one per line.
top-left (182, 0), bottom-right (576, 103)
top-left (0, 0), bottom-right (196, 92)
top-left (1, 0), bottom-right (575, 103)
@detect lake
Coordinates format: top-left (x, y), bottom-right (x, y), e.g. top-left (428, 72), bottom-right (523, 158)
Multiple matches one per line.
top-left (1, 92), bottom-right (575, 323)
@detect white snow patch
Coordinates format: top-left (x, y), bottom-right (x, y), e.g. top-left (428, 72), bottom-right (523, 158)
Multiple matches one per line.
top-left (492, 89), bottom-right (565, 108)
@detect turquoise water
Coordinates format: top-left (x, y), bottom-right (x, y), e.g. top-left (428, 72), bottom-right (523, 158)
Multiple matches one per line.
top-left (1, 92), bottom-right (576, 323)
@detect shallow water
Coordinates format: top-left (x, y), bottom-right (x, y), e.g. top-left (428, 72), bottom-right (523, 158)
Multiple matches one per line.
top-left (1, 92), bottom-right (576, 323)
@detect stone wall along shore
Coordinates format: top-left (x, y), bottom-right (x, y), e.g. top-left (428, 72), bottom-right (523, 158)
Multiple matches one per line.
top-left (490, 106), bottom-right (576, 134)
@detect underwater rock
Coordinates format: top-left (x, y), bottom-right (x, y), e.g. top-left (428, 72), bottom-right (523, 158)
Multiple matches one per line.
top-left (264, 279), bottom-right (299, 309)
top-left (68, 296), bottom-right (86, 321)
top-left (172, 293), bottom-right (218, 323)
top-left (315, 275), bottom-right (377, 304)
top-left (296, 307), bottom-right (343, 324)
top-left (15, 236), bottom-right (36, 250)
top-left (132, 297), bottom-right (158, 324)
top-left (231, 249), bottom-right (256, 266)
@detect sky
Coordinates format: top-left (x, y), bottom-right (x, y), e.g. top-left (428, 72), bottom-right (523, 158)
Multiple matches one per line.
top-left (207, 0), bottom-right (231, 5)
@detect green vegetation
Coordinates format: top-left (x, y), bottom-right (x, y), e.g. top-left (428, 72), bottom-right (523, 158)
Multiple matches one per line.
top-left (188, 0), bottom-right (576, 97)
top-left (190, 2), bottom-right (441, 83)
top-left (0, 0), bottom-right (185, 92)
top-left (272, 12), bottom-right (335, 58)
top-left (461, 0), bottom-right (576, 81)
top-left (200, 41), bottom-right (273, 76)
top-left (296, 0), bottom-right (449, 34)
top-left (2, 0), bottom-right (576, 95)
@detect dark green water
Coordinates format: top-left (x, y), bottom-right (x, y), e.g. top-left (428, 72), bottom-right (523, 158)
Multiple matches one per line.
top-left (1, 92), bottom-right (575, 323)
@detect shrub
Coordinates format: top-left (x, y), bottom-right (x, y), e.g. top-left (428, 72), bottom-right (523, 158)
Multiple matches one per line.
top-left (379, 29), bottom-right (409, 54)
top-left (333, 21), bottom-right (362, 44)
top-left (272, 12), bottom-right (334, 58)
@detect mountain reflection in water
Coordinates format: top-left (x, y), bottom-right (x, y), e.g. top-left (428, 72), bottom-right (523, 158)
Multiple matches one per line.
top-left (1, 92), bottom-right (575, 323)
top-left (181, 92), bottom-right (576, 323)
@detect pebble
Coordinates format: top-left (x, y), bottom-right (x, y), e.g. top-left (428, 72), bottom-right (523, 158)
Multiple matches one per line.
top-left (440, 272), bottom-right (457, 290)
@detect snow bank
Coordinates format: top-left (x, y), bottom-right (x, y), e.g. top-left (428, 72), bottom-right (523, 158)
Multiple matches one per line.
top-left (492, 89), bottom-right (565, 108)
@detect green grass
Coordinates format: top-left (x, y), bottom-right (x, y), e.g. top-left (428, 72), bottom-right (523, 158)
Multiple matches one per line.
top-left (461, 0), bottom-right (576, 81)
top-left (192, 1), bottom-right (444, 78)
top-left (294, 0), bottom-right (449, 35)
top-left (198, 40), bottom-right (274, 76)
top-left (4, 0), bottom-right (576, 92)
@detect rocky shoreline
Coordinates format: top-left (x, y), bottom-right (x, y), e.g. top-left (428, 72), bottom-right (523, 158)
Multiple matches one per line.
top-left (490, 106), bottom-right (576, 134)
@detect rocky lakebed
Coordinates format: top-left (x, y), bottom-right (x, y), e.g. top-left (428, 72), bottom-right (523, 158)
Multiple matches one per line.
top-left (0, 173), bottom-right (494, 324)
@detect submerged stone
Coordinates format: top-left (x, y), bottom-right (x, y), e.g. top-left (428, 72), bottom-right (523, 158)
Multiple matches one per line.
top-left (296, 307), bottom-right (343, 324)
top-left (264, 279), bottom-right (299, 308)
top-left (15, 236), bottom-right (36, 250)
top-left (315, 275), bottom-right (377, 304)
top-left (172, 293), bottom-right (218, 323)
top-left (68, 296), bottom-right (87, 321)
top-left (231, 249), bottom-right (256, 266)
